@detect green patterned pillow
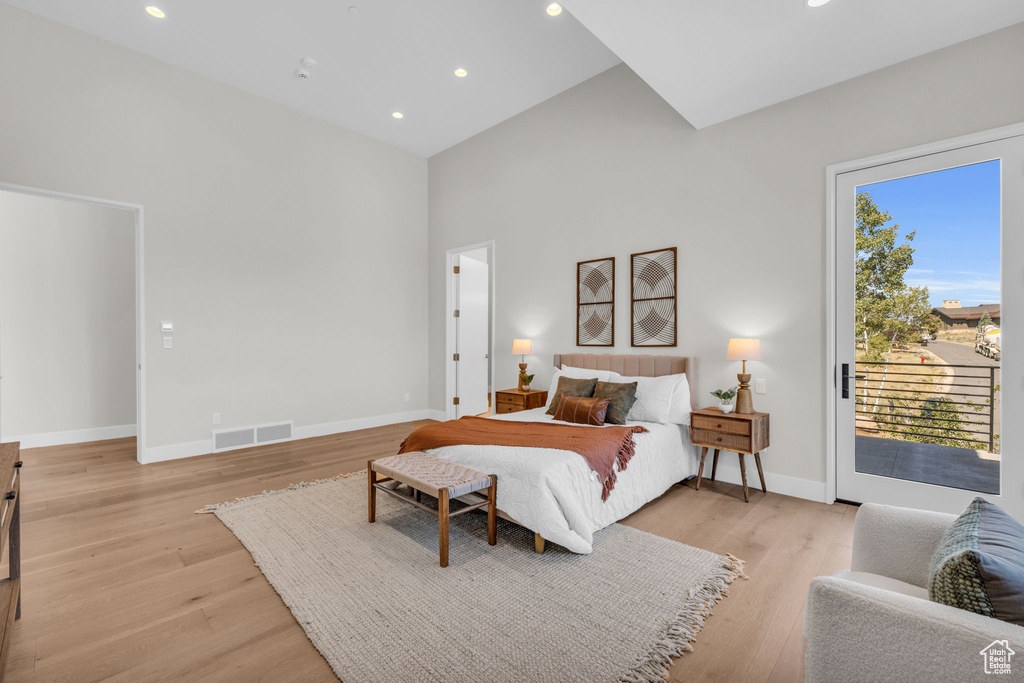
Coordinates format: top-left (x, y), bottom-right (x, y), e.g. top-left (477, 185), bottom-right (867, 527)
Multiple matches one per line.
top-left (929, 497), bottom-right (1024, 625)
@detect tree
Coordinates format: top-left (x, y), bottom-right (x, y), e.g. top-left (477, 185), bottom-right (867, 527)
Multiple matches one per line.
top-left (887, 396), bottom-right (975, 448)
top-left (855, 191), bottom-right (932, 352)
top-left (878, 286), bottom-right (934, 346)
top-left (979, 311), bottom-right (994, 332)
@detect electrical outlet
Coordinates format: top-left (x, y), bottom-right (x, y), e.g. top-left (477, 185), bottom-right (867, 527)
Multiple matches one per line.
top-left (755, 378), bottom-right (766, 394)
top-left (212, 412), bottom-right (221, 425)
top-left (404, 393), bottom-right (411, 402)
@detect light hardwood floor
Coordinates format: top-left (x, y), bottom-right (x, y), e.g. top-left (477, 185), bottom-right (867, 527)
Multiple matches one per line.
top-left (6, 423), bottom-right (856, 682)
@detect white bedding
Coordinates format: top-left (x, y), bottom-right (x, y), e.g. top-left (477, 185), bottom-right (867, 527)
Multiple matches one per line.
top-left (424, 409), bottom-right (697, 554)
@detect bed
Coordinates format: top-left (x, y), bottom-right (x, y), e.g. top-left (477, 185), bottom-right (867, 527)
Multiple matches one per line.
top-left (423, 353), bottom-right (698, 554)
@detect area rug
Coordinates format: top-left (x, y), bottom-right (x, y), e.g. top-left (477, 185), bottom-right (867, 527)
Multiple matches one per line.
top-left (199, 472), bottom-right (746, 683)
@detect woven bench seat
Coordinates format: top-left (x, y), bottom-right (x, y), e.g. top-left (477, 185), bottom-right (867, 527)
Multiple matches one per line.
top-left (372, 452), bottom-right (493, 499)
top-left (368, 452), bottom-right (497, 567)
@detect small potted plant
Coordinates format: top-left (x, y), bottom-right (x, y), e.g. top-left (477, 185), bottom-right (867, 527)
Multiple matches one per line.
top-left (520, 372), bottom-right (535, 392)
top-left (710, 387), bottom-right (738, 414)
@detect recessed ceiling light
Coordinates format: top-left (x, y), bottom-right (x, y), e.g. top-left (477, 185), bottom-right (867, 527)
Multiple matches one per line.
top-left (145, 6), bottom-right (166, 18)
top-left (546, 4), bottom-right (562, 16)
top-left (806, 0), bottom-right (832, 6)
top-left (392, 112), bottom-right (404, 119)
top-left (348, 6), bottom-right (360, 15)
top-left (454, 68), bottom-right (468, 78)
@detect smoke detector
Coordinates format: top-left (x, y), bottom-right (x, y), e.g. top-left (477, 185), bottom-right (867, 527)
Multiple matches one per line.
top-left (301, 57), bottom-right (318, 70)
top-left (296, 69), bottom-right (310, 79)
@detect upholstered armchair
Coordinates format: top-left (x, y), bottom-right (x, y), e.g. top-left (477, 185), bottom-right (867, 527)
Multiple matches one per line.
top-left (804, 503), bottom-right (1024, 682)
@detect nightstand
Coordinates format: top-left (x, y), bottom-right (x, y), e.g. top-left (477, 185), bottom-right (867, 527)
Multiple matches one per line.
top-left (689, 408), bottom-right (770, 502)
top-left (495, 389), bottom-right (548, 414)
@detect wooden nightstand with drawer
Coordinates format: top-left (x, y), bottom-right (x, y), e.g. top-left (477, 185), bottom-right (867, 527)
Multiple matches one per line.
top-left (689, 408), bottom-right (770, 502)
top-left (495, 389), bottom-right (548, 414)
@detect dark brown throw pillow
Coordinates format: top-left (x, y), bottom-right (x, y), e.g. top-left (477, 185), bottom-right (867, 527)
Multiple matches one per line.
top-left (592, 381), bottom-right (638, 425)
top-left (546, 376), bottom-right (599, 415)
top-left (553, 396), bottom-right (611, 426)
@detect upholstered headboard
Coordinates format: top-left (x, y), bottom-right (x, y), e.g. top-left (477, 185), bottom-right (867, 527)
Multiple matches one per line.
top-left (552, 353), bottom-right (697, 411)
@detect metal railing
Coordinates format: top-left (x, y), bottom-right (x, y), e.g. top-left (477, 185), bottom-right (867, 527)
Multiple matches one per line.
top-left (855, 361), bottom-right (999, 451)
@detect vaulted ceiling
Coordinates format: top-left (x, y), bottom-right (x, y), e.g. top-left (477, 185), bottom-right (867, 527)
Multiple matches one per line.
top-left (6, 0), bottom-right (1024, 156)
top-left (3, 0), bottom-right (620, 157)
top-left (567, 0), bottom-right (1024, 130)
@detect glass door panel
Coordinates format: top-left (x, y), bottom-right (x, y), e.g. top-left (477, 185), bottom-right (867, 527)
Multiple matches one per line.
top-left (835, 136), bottom-right (1024, 513)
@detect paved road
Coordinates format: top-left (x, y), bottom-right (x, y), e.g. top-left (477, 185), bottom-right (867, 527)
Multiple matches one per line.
top-left (925, 340), bottom-right (1000, 450)
top-left (927, 340), bottom-right (999, 368)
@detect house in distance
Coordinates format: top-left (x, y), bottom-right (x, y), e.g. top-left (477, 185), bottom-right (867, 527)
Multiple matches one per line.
top-left (931, 300), bottom-right (1000, 330)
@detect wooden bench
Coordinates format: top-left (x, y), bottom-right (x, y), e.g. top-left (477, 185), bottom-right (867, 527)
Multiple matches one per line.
top-left (368, 452), bottom-right (497, 568)
top-left (0, 443), bottom-right (22, 683)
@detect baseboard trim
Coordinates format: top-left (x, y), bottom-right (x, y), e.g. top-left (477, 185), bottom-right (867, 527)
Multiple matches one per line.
top-left (139, 409), bottom-right (441, 464)
top-left (708, 462), bottom-right (828, 504)
top-left (291, 409), bottom-right (438, 441)
top-left (138, 439), bottom-right (212, 464)
top-left (12, 424), bottom-right (137, 449)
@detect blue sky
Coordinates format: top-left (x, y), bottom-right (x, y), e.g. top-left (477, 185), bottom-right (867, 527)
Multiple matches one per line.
top-left (859, 160), bottom-right (1001, 307)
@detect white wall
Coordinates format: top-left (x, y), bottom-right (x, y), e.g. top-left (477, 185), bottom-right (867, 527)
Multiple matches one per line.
top-left (0, 3), bottom-right (429, 459)
top-left (428, 23), bottom-right (1024, 497)
top-left (0, 192), bottom-right (135, 442)
top-left (460, 248), bottom-right (488, 265)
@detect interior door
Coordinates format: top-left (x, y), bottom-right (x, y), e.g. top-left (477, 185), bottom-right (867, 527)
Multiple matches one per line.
top-left (457, 255), bottom-right (489, 417)
top-left (835, 134), bottom-right (1024, 515)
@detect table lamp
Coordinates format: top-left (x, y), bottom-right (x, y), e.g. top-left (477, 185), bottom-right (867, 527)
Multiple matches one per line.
top-left (726, 338), bottom-right (762, 414)
top-left (511, 339), bottom-right (533, 391)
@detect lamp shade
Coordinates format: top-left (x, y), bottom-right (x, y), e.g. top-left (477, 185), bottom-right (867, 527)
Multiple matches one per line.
top-left (726, 338), bottom-right (762, 361)
top-left (511, 339), bottom-right (533, 355)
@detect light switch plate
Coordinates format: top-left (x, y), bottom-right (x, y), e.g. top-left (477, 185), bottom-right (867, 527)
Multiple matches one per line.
top-left (755, 378), bottom-right (766, 394)
top-left (160, 322), bottom-right (174, 333)
top-left (163, 336), bottom-right (173, 349)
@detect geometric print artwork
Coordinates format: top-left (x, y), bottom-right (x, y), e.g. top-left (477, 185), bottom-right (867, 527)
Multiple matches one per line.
top-left (631, 247), bottom-right (677, 347)
top-left (577, 257), bottom-right (615, 346)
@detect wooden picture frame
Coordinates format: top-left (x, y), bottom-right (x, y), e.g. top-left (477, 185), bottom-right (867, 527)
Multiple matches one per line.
top-left (631, 247), bottom-right (677, 347)
top-left (577, 257), bottom-right (615, 346)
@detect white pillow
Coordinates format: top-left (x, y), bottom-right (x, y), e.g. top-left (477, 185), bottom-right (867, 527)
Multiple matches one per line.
top-left (606, 371), bottom-right (678, 424)
top-left (560, 364), bottom-right (616, 382)
top-left (667, 374), bottom-right (692, 425)
top-left (545, 369), bottom-right (564, 407)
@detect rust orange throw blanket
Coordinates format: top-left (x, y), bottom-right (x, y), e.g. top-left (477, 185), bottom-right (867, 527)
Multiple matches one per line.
top-left (399, 417), bottom-right (648, 501)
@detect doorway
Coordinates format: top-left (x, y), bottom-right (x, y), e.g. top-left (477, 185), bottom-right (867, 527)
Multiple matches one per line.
top-left (446, 241), bottom-right (495, 420)
top-left (0, 182), bottom-right (145, 461)
top-left (829, 128), bottom-right (1024, 515)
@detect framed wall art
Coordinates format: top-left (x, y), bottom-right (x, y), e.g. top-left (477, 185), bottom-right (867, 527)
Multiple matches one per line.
top-left (631, 247), bottom-right (676, 347)
top-left (577, 257), bottom-right (615, 346)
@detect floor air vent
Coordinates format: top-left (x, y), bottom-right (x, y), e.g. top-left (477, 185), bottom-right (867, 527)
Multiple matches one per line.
top-left (256, 422), bottom-right (292, 444)
top-left (213, 421), bottom-right (293, 452)
top-left (213, 428), bottom-right (255, 451)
